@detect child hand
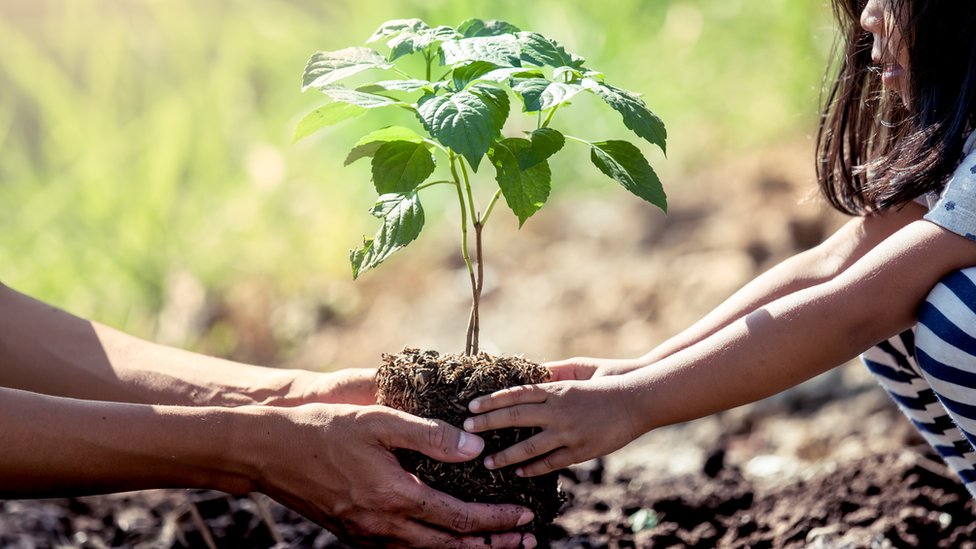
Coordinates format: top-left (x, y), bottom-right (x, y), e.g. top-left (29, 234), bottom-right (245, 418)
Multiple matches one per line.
top-left (463, 377), bottom-right (641, 477)
top-left (545, 357), bottom-right (645, 381)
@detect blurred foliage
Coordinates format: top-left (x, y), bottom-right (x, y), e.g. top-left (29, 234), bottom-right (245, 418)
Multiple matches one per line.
top-left (0, 0), bottom-right (833, 340)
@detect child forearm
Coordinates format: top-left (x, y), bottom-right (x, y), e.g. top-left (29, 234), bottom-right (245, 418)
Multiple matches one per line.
top-left (627, 219), bottom-right (976, 432)
top-left (0, 283), bottom-right (318, 407)
top-left (637, 206), bottom-right (925, 366)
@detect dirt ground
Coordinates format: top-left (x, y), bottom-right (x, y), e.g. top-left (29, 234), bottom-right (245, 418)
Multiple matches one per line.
top-left (5, 141), bottom-right (972, 547)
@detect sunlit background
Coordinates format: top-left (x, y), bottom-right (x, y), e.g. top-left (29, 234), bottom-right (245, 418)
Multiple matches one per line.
top-left (0, 0), bottom-right (835, 365)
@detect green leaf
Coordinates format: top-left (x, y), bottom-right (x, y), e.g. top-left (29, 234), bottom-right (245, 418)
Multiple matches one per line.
top-left (345, 126), bottom-right (425, 166)
top-left (441, 35), bottom-right (522, 68)
top-left (516, 32), bottom-right (585, 69)
top-left (456, 18), bottom-right (522, 38)
top-left (350, 192), bottom-right (425, 278)
top-left (292, 103), bottom-right (367, 142)
top-left (388, 25), bottom-right (461, 61)
top-left (370, 141), bottom-right (436, 194)
top-left (452, 62), bottom-right (539, 90)
top-left (520, 128), bottom-right (565, 169)
top-left (512, 78), bottom-right (584, 112)
top-left (488, 138), bottom-right (552, 227)
top-left (357, 80), bottom-right (433, 93)
top-left (367, 19), bottom-right (429, 43)
top-left (590, 140), bottom-right (667, 212)
top-left (416, 83), bottom-right (509, 171)
top-left (584, 81), bottom-right (667, 153)
top-left (302, 48), bottom-right (392, 90)
top-left (318, 87), bottom-right (405, 109)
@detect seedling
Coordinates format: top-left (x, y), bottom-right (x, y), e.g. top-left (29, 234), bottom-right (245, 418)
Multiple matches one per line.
top-left (297, 17), bottom-right (667, 355)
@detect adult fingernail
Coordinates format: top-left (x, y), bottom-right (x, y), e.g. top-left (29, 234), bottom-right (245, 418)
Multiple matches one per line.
top-left (523, 533), bottom-right (537, 548)
top-left (517, 511), bottom-right (534, 527)
top-left (484, 456), bottom-right (495, 469)
top-left (515, 467), bottom-right (525, 477)
top-left (468, 399), bottom-right (482, 412)
top-left (457, 431), bottom-right (484, 457)
top-left (463, 418), bottom-right (474, 431)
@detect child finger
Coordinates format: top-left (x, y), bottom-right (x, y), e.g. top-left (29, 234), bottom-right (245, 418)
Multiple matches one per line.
top-left (463, 403), bottom-right (550, 433)
top-left (483, 432), bottom-right (560, 470)
top-left (468, 384), bottom-right (549, 413)
top-left (518, 448), bottom-right (577, 477)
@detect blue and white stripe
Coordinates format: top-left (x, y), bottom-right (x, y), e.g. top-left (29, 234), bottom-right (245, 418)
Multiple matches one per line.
top-left (865, 267), bottom-right (976, 497)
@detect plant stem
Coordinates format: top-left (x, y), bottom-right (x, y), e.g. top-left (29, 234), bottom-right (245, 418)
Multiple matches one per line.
top-left (424, 50), bottom-right (432, 82)
top-left (481, 189), bottom-right (503, 225)
top-left (471, 220), bottom-right (484, 354)
top-left (416, 179), bottom-right (454, 191)
top-left (563, 134), bottom-right (593, 146)
top-left (459, 158), bottom-right (478, 223)
top-left (449, 152), bottom-right (479, 355)
top-left (541, 104), bottom-right (561, 128)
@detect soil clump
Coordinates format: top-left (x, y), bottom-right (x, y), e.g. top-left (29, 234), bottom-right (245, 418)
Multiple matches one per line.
top-left (375, 347), bottom-right (564, 532)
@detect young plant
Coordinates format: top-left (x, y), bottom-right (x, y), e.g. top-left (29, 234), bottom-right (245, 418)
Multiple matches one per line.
top-left (296, 18), bottom-right (667, 355)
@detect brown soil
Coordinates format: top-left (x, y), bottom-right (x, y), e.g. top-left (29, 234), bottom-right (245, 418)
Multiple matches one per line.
top-left (5, 421), bottom-right (975, 548)
top-left (375, 347), bottom-right (564, 531)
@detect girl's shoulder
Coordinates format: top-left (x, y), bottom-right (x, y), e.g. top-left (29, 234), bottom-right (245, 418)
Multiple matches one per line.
top-left (922, 132), bottom-right (976, 241)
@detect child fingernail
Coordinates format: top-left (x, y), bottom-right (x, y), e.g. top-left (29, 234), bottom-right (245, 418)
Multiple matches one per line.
top-left (515, 467), bottom-right (525, 477)
top-left (468, 399), bottom-right (481, 412)
top-left (517, 511), bottom-right (534, 526)
top-left (523, 534), bottom-right (537, 548)
top-left (463, 418), bottom-right (474, 431)
top-left (457, 432), bottom-right (484, 457)
top-left (484, 456), bottom-right (495, 469)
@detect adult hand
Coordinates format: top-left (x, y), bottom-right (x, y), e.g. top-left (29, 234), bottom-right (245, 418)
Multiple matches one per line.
top-left (245, 403), bottom-right (536, 549)
top-left (544, 356), bottom-right (645, 382)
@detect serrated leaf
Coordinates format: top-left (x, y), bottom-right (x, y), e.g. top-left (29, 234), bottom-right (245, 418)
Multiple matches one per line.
top-left (584, 81), bottom-right (667, 153)
top-left (488, 138), bottom-right (552, 226)
top-left (367, 19), bottom-right (428, 43)
top-left (302, 48), bottom-right (392, 90)
top-left (292, 103), bottom-right (367, 142)
top-left (590, 140), bottom-right (666, 212)
top-left (388, 25), bottom-right (461, 61)
top-left (317, 87), bottom-right (405, 109)
top-left (345, 126), bottom-right (425, 166)
top-left (456, 18), bottom-right (522, 38)
top-left (357, 80), bottom-right (433, 93)
top-left (516, 32), bottom-right (585, 69)
top-left (416, 83), bottom-right (509, 171)
top-left (441, 35), bottom-right (522, 68)
top-left (520, 128), bottom-right (565, 169)
top-left (350, 192), bottom-right (425, 278)
top-left (512, 78), bottom-right (584, 112)
top-left (371, 141), bottom-right (436, 194)
top-left (452, 62), bottom-right (540, 90)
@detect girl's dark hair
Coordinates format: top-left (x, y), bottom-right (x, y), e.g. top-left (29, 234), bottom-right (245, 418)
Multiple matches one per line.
top-left (817, 0), bottom-right (976, 215)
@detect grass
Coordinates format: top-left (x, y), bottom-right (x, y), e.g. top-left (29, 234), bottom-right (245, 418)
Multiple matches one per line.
top-left (0, 0), bottom-right (834, 343)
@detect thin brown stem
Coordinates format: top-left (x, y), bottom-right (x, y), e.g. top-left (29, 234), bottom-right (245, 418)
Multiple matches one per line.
top-left (449, 152), bottom-right (478, 355)
top-left (472, 221), bottom-right (485, 354)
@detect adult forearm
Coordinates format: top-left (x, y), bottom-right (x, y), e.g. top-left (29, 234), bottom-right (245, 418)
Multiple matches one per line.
top-left (0, 386), bottom-right (257, 498)
top-left (0, 283), bottom-right (313, 406)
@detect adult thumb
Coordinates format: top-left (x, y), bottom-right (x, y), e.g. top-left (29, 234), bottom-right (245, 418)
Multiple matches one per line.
top-left (383, 409), bottom-right (485, 462)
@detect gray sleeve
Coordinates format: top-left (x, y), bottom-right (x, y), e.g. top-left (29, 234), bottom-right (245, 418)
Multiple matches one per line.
top-left (923, 150), bottom-right (976, 241)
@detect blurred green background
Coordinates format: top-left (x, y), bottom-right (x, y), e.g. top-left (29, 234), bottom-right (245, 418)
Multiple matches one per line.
top-left (0, 0), bottom-right (833, 351)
